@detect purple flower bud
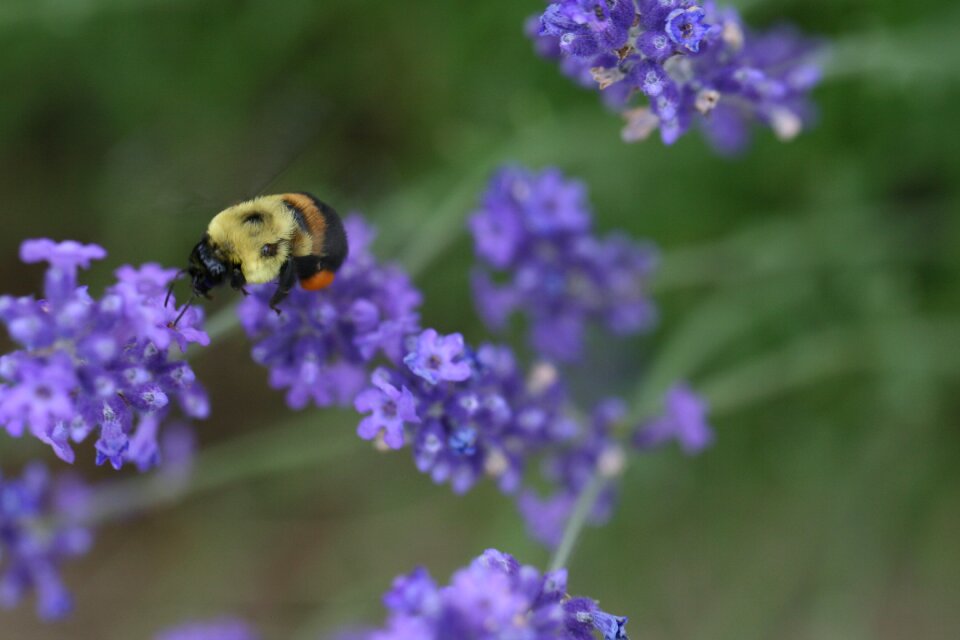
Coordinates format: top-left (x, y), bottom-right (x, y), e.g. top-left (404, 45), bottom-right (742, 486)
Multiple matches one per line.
top-left (382, 567), bottom-right (440, 616)
top-left (637, 30), bottom-right (673, 61)
top-left (19, 239), bottom-right (106, 272)
top-left (665, 6), bottom-right (709, 52)
top-left (634, 382), bottom-right (714, 453)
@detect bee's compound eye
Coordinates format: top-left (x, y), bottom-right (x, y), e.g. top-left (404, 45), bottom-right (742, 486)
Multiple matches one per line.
top-left (261, 243), bottom-right (278, 258)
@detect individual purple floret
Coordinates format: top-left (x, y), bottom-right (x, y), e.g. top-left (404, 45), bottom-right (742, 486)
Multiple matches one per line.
top-left (469, 166), bottom-right (658, 362)
top-left (154, 617), bottom-right (259, 640)
top-left (519, 399), bottom-right (627, 548)
top-left (530, 1), bottom-right (823, 152)
top-left (238, 215), bottom-right (422, 409)
top-left (0, 240), bottom-right (209, 469)
top-left (0, 464), bottom-right (93, 620)
top-left (353, 548), bottom-right (628, 639)
top-left (633, 382), bottom-right (714, 454)
top-left (403, 329), bottom-right (472, 385)
top-left (355, 331), bottom-right (577, 494)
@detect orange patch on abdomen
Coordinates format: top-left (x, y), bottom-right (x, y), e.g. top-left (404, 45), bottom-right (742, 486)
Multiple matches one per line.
top-left (282, 193), bottom-right (327, 255)
top-left (301, 270), bottom-right (336, 291)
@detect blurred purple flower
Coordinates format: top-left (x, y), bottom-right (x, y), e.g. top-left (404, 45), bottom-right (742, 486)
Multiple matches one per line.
top-left (469, 166), bottom-right (658, 362)
top-left (353, 548), bottom-right (628, 639)
top-left (238, 215), bottom-right (422, 409)
top-left (0, 464), bottom-right (93, 621)
top-left (519, 399), bottom-right (627, 548)
top-left (355, 332), bottom-right (577, 494)
top-left (0, 240), bottom-right (208, 469)
top-left (530, 0), bottom-right (823, 151)
top-left (155, 617), bottom-right (259, 640)
top-left (633, 382), bottom-right (714, 454)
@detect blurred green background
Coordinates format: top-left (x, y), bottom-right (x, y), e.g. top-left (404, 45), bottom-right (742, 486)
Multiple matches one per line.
top-left (1, 0), bottom-right (959, 638)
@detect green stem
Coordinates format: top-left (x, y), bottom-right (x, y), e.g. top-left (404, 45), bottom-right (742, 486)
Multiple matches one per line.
top-left (548, 472), bottom-right (607, 573)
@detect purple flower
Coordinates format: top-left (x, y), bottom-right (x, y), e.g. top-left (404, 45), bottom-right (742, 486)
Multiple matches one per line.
top-left (527, 0), bottom-right (823, 151)
top-left (665, 6), bottom-right (709, 52)
top-left (350, 548), bottom-right (628, 639)
top-left (519, 399), bottom-right (627, 548)
top-left (518, 491), bottom-right (577, 548)
top-left (355, 333), bottom-right (577, 494)
top-left (0, 240), bottom-right (208, 469)
top-left (633, 382), bottom-right (714, 454)
top-left (0, 464), bottom-right (93, 621)
top-left (469, 166), bottom-right (658, 362)
top-left (238, 215), bottom-right (422, 410)
top-left (565, 597), bottom-right (629, 639)
top-left (355, 372), bottom-right (420, 449)
top-left (154, 617), bottom-right (259, 640)
top-left (403, 329), bottom-right (472, 385)
top-left (541, 0), bottom-right (635, 58)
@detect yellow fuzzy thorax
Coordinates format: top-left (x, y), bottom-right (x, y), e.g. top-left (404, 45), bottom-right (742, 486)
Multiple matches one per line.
top-left (206, 195), bottom-right (299, 284)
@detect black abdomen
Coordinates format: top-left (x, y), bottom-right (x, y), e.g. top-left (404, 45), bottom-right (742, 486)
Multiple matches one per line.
top-left (300, 193), bottom-right (348, 272)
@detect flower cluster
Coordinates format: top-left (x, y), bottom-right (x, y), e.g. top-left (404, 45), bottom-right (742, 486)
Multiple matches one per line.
top-left (0, 240), bottom-right (209, 469)
top-left (531, 0), bottom-right (822, 152)
top-left (355, 329), bottom-right (577, 494)
top-left (470, 167), bottom-right (658, 362)
top-left (355, 548), bottom-right (628, 639)
top-left (238, 215), bottom-right (422, 409)
top-left (0, 464), bottom-right (93, 620)
top-left (633, 382), bottom-right (714, 453)
top-left (155, 617), bottom-right (260, 640)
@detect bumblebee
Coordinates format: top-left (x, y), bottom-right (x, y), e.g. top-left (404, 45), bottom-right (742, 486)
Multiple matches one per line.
top-left (176, 192), bottom-right (347, 320)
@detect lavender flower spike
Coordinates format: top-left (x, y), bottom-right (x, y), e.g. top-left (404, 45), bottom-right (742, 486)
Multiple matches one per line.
top-left (0, 464), bottom-right (93, 621)
top-left (238, 215), bottom-right (422, 409)
top-left (470, 166), bottom-right (658, 362)
top-left (0, 240), bottom-right (208, 469)
top-left (528, 0), bottom-right (823, 151)
top-left (350, 548), bottom-right (628, 639)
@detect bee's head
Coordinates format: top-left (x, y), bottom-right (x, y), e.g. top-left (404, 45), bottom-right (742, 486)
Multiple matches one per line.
top-left (188, 235), bottom-right (228, 297)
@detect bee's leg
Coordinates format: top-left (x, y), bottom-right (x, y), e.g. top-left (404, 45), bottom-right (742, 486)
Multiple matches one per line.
top-left (269, 260), bottom-right (296, 314)
top-left (230, 267), bottom-right (248, 296)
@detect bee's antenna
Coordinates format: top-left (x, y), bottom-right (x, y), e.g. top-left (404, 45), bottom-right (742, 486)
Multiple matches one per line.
top-left (169, 294), bottom-right (196, 329)
top-left (165, 270), bottom-right (187, 308)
